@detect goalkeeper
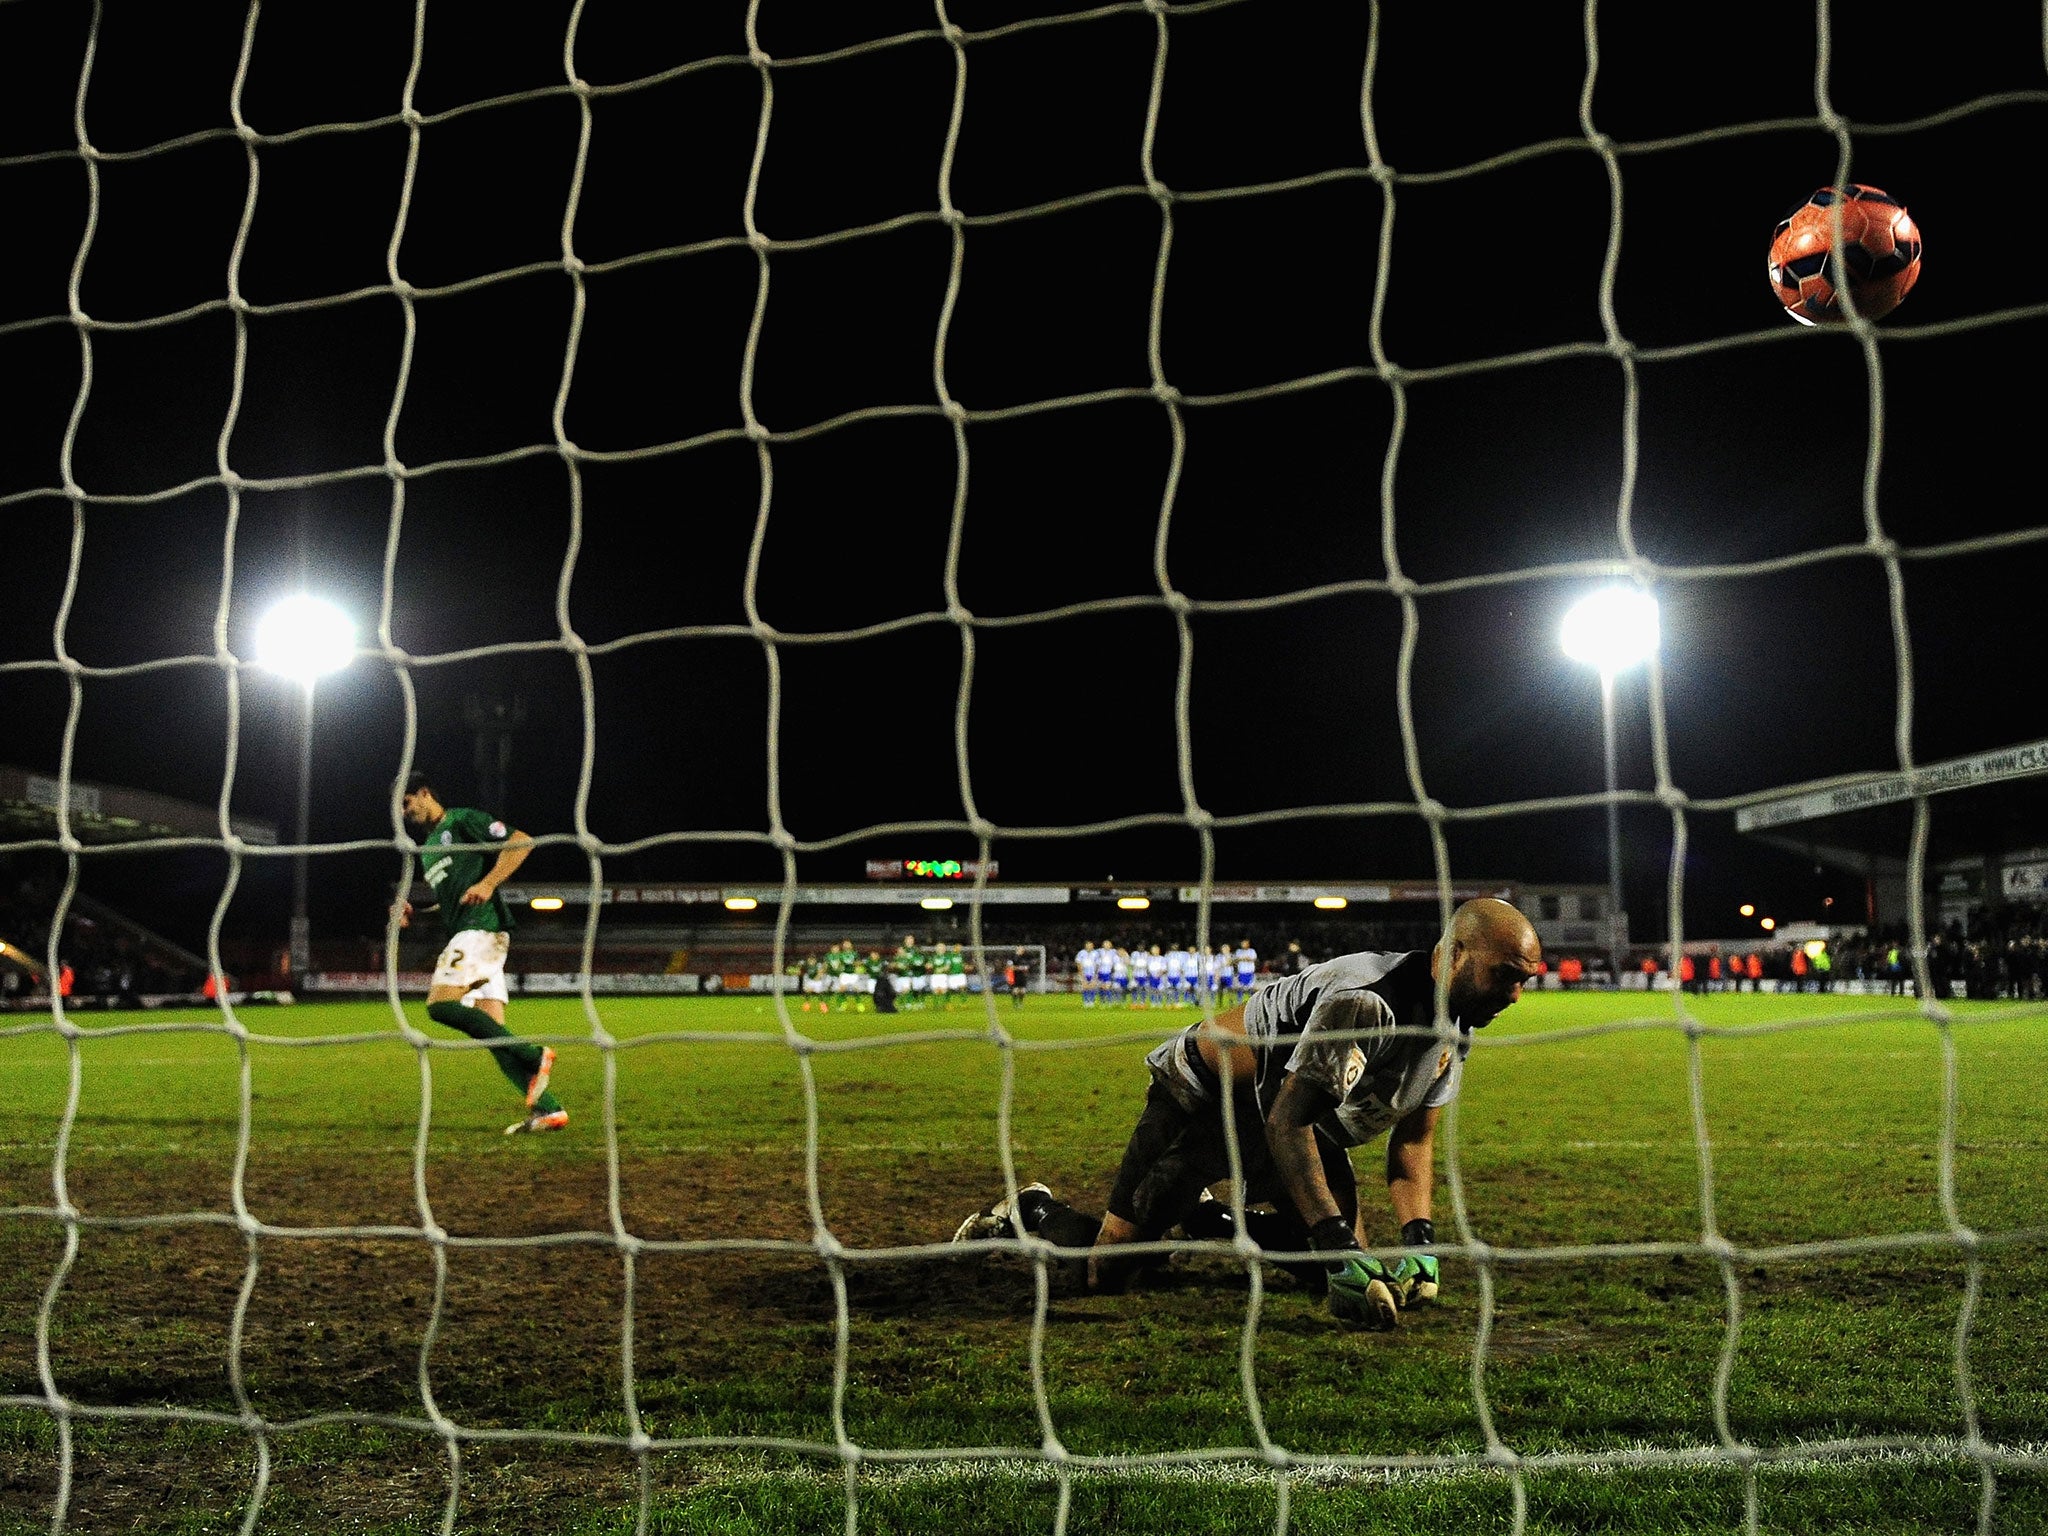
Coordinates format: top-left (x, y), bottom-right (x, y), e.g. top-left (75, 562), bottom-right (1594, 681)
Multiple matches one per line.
top-left (394, 772), bottom-right (568, 1136)
top-left (952, 898), bottom-right (1540, 1330)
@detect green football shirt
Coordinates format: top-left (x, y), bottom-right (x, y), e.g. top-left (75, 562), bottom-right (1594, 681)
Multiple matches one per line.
top-left (418, 807), bottom-right (517, 940)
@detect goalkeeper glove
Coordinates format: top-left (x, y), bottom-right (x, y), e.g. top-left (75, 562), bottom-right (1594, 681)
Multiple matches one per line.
top-left (1308, 1218), bottom-right (1398, 1331)
top-left (1391, 1218), bottom-right (1439, 1307)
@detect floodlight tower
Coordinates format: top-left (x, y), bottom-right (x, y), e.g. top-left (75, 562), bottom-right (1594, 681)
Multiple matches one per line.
top-left (1561, 586), bottom-right (1660, 978)
top-left (254, 594), bottom-right (357, 981)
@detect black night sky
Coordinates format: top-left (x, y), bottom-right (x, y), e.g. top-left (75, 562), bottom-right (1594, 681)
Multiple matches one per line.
top-left (2, 1), bottom-right (2045, 953)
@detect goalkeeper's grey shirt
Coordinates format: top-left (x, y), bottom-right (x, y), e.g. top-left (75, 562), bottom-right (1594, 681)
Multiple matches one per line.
top-left (1145, 949), bottom-right (1467, 1147)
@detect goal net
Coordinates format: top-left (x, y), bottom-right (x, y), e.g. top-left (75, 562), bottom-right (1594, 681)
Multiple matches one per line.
top-left (2, 2), bottom-right (2044, 1532)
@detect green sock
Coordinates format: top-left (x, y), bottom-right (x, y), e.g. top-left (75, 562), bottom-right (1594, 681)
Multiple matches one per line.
top-left (426, 1000), bottom-right (548, 1102)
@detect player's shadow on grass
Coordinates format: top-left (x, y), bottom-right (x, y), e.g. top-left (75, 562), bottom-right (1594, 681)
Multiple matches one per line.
top-left (758, 1254), bottom-right (1046, 1322)
top-left (757, 1250), bottom-right (1333, 1325)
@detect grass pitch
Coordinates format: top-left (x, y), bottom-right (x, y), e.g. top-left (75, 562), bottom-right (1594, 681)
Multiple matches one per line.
top-left (0, 987), bottom-right (2043, 1533)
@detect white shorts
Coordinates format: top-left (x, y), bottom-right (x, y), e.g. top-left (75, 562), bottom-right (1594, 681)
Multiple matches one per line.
top-left (432, 929), bottom-right (511, 1004)
top-left (947, 972), bottom-right (967, 992)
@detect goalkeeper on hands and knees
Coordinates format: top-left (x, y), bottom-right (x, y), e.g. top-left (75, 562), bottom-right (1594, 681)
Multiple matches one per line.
top-left (953, 898), bottom-right (1541, 1330)
top-left (395, 772), bottom-right (568, 1136)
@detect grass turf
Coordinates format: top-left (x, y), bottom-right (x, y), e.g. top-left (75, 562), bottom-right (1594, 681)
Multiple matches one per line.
top-left (0, 988), bottom-right (2042, 1533)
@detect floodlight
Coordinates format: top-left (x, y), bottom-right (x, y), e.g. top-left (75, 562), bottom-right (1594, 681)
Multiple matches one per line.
top-left (1313, 895), bottom-right (1348, 910)
top-left (530, 897), bottom-right (565, 911)
top-left (254, 594), bottom-right (356, 686)
top-left (1739, 903), bottom-right (1755, 917)
top-left (724, 896), bottom-right (759, 911)
top-left (919, 897), bottom-right (954, 910)
top-left (1561, 586), bottom-right (1659, 677)
top-left (1803, 939), bottom-right (1826, 958)
top-left (1116, 896), bottom-right (1150, 910)
top-left (1760, 917), bottom-right (1776, 932)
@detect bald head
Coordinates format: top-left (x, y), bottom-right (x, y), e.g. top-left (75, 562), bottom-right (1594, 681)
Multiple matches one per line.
top-left (1435, 897), bottom-right (1543, 1027)
top-left (1450, 897), bottom-right (1541, 962)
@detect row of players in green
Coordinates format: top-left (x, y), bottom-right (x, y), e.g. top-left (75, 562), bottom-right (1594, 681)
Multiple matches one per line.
top-left (793, 938), bottom-right (970, 1011)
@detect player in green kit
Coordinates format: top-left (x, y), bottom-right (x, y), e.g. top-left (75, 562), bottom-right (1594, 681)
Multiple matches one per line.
top-left (940, 942), bottom-right (966, 1009)
top-left (895, 935), bottom-right (924, 1010)
top-left (396, 772), bottom-right (569, 1135)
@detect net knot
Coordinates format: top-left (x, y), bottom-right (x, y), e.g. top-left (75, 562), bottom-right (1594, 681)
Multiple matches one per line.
top-left (401, 107), bottom-right (425, 128)
top-left (941, 22), bottom-right (967, 44)
top-left (1700, 1233), bottom-right (1737, 1263)
top-left (947, 600), bottom-right (973, 626)
top-left (749, 48), bottom-right (773, 70)
top-left (1584, 130), bottom-right (1615, 155)
top-left (1150, 381), bottom-right (1183, 406)
top-left (1656, 785), bottom-right (1689, 810)
top-left (1186, 806), bottom-right (1213, 829)
top-left (1867, 534), bottom-right (1900, 561)
top-left (627, 1429), bottom-right (652, 1454)
top-left (1415, 797), bottom-right (1446, 823)
top-left (235, 122), bottom-right (260, 144)
top-left (1146, 178), bottom-right (1173, 206)
top-left (562, 253), bottom-right (586, 276)
top-left (1164, 589), bottom-right (1193, 615)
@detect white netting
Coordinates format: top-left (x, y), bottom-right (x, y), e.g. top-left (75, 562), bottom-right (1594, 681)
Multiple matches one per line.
top-left (3, 2), bottom-right (2047, 1533)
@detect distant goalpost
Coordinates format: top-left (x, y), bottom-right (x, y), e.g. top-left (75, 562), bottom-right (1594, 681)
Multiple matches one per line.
top-left (4, 3), bottom-right (2046, 1535)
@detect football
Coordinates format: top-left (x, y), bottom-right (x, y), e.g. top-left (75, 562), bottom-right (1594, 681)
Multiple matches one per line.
top-left (1766, 185), bottom-right (1923, 325)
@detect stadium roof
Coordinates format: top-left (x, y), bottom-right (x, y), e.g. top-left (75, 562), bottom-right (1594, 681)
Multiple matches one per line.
top-left (498, 877), bottom-right (1583, 908)
top-left (0, 766), bottom-right (277, 849)
top-left (1734, 738), bottom-right (2048, 871)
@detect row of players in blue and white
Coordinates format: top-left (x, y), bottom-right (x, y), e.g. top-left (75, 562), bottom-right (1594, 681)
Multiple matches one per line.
top-left (1073, 942), bottom-right (1258, 1005)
